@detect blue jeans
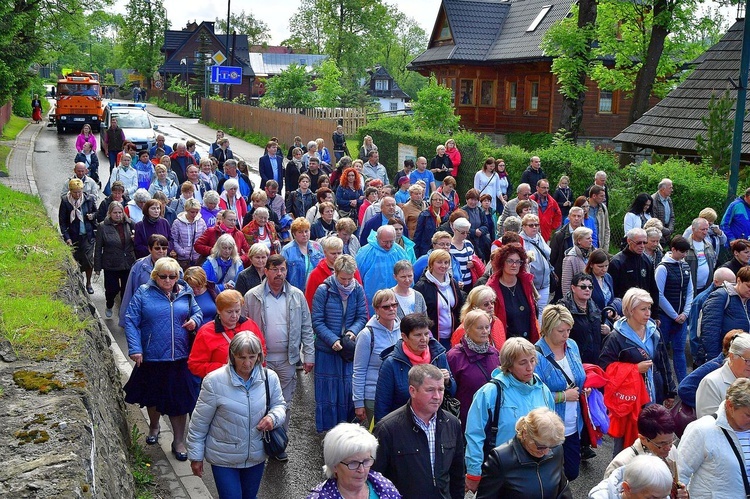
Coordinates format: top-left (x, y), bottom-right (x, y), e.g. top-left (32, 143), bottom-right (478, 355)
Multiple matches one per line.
top-left (212, 462), bottom-right (265, 499)
top-left (660, 313), bottom-right (688, 382)
top-left (107, 151), bottom-right (120, 173)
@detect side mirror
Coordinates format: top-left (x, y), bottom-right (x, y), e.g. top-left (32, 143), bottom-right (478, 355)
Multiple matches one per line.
top-left (153, 124), bottom-right (158, 130)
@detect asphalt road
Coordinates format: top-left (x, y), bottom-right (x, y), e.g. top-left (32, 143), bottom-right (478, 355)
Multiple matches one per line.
top-left (33, 108), bottom-right (618, 498)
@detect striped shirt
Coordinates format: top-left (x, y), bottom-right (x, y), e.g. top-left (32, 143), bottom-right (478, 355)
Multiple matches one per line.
top-left (450, 241), bottom-right (475, 285)
top-left (411, 407), bottom-right (437, 476)
top-left (736, 429), bottom-right (750, 478)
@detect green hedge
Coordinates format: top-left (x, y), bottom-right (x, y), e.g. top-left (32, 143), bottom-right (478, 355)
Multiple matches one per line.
top-left (505, 131), bottom-right (553, 151)
top-left (358, 119), bottom-right (731, 253)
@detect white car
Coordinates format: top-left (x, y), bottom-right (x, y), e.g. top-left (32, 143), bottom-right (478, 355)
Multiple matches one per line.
top-left (100, 103), bottom-right (158, 153)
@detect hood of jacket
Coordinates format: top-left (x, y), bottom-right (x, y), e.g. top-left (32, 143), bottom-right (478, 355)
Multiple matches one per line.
top-left (491, 368), bottom-right (547, 395)
top-left (176, 211), bottom-right (202, 224)
top-left (365, 314), bottom-right (401, 336)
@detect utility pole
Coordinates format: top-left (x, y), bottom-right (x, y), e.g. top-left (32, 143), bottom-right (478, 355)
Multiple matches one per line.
top-left (224, 0), bottom-right (231, 99)
top-left (727, 0), bottom-right (750, 205)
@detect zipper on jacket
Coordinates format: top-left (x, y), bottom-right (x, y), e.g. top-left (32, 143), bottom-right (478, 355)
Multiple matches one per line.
top-left (170, 299), bottom-right (175, 361)
top-left (246, 389), bottom-right (252, 466)
top-left (536, 462), bottom-right (544, 497)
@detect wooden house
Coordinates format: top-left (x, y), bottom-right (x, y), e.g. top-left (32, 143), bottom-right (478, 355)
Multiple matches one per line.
top-left (614, 20), bottom-right (750, 161)
top-left (366, 65), bottom-right (411, 112)
top-left (409, 0), bottom-right (656, 139)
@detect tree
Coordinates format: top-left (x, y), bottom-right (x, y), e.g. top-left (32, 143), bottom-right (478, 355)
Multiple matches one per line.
top-left (695, 90), bottom-right (734, 173)
top-left (121, 0), bottom-right (168, 88)
top-left (541, 1), bottom-right (597, 143)
top-left (374, 9), bottom-right (428, 99)
top-left (215, 10), bottom-right (269, 46)
top-left (412, 76), bottom-right (460, 134)
top-left (312, 59), bottom-right (345, 107)
top-left (260, 63), bottom-right (313, 108)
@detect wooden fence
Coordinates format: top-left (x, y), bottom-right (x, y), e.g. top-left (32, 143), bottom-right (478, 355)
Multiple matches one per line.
top-left (0, 101), bottom-right (12, 131)
top-left (275, 107), bottom-right (368, 135)
top-left (202, 99), bottom-right (365, 148)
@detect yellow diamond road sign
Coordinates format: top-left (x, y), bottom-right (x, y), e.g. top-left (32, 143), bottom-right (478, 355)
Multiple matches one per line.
top-left (213, 51), bottom-right (226, 65)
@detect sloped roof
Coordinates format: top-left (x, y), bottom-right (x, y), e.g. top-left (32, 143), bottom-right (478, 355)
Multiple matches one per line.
top-left (368, 66), bottom-right (410, 100)
top-left (411, 0), bottom-right (575, 67)
top-left (614, 20), bottom-right (749, 153)
top-left (160, 23), bottom-right (253, 75)
top-left (247, 53), bottom-right (329, 77)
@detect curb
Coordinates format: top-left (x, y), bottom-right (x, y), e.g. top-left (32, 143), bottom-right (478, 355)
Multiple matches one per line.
top-left (25, 125), bottom-right (41, 196)
top-left (170, 123), bottom-right (246, 164)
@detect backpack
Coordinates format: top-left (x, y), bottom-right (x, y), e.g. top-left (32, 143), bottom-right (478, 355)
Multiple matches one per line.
top-left (482, 379), bottom-right (504, 460)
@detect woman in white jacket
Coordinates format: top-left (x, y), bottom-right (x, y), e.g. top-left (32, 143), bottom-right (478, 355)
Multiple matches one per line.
top-left (678, 378), bottom-right (750, 499)
top-left (188, 331), bottom-right (286, 499)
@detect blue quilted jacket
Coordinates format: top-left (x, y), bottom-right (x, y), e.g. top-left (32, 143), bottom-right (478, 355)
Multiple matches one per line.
top-left (311, 276), bottom-right (368, 354)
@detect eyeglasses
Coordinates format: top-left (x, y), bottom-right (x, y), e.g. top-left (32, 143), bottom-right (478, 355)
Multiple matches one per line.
top-left (524, 223), bottom-right (540, 228)
top-left (505, 259), bottom-right (522, 266)
top-left (646, 435), bottom-right (676, 450)
top-left (153, 246), bottom-right (169, 251)
top-left (576, 284), bottom-right (594, 290)
top-left (379, 303), bottom-right (398, 310)
top-left (456, 230), bottom-right (469, 235)
top-left (731, 352), bottom-right (750, 365)
top-left (632, 240), bottom-right (648, 245)
top-left (157, 274), bottom-right (178, 280)
top-left (340, 458), bottom-right (374, 470)
top-left (530, 438), bottom-right (551, 452)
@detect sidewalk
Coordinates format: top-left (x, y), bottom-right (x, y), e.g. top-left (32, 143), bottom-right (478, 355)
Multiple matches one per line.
top-left (142, 102), bottom-right (266, 171)
top-left (0, 120), bottom-right (41, 195)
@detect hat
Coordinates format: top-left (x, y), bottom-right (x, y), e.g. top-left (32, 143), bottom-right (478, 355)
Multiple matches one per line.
top-left (398, 176), bottom-right (411, 186)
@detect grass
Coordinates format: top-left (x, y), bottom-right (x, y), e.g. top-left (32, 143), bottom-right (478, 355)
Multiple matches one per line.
top-left (2, 115), bottom-right (28, 141)
top-left (129, 425), bottom-right (156, 499)
top-left (347, 139), bottom-right (360, 159)
top-left (0, 183), bottom-right (88, 360)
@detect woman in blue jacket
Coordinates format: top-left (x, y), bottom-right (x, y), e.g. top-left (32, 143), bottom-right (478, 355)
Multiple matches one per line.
top-left (374, 313), bottom-right (456, 422)
top-left (311, 255), bottom-right (368, 432)
top-left (124, 257), bottom-right (203, 460)
top-left (280, 217), bottom-right (324, 292)
top-left (534, 304), bottom-right (587, 481)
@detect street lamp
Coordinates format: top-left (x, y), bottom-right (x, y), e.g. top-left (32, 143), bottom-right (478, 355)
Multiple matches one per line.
top-left (180, 58), bottom-right (191, 111)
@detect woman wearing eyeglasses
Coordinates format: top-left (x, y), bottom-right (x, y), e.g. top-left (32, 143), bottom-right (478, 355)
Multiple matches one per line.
top-left (559, 273), bottom-right (610, 365)
top-left (520, 213), bottom-right (554, 321)
top-left (487, 243), bottom-right (540, 343)
top-left (308, 422), bottom-right (401, 499)
top-left (124, 257), bottom-right (203, 458)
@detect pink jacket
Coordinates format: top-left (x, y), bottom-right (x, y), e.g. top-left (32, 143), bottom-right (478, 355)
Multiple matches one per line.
top-left (76, 133), bottom-right (97, 153)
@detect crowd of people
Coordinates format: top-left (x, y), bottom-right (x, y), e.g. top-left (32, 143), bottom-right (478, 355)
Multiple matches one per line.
top-left (59, 125), bottom-right (750, 499)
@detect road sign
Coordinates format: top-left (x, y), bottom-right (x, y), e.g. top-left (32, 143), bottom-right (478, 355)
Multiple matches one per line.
top-left (154, 80), bottom-right (163, 89)
top-left (210, 65), bottom-right (243, 85)
top-left (212, 51), bottom-right (226, 65)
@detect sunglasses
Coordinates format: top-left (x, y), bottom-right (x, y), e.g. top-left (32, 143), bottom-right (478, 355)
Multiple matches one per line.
top-left (157, 274), bottom-right (178, 280)
top-left (524, 223), bottom-right (540, 228)
top-left (379, 303), bottom-right (398, 310)
top-left (576, 284), bottom-right (594, 290)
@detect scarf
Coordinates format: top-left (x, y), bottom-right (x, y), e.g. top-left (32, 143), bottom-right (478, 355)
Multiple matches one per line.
top-left (497, 170), bottom-right (508, 179)
top-left (579, 245), bottom-right (592, 259)
top-left (465, 336), bottom-right (489, 354)
top-left (334, 277), bottom-right (356, 301)
top-left (66, 193), bottom-right (84, 228)
top-left (216, 258), bottom-right (232, 282)
top-left (146, 216), bottom-right (159, 224)
top-left (402, 342), bottom-right (430, 365)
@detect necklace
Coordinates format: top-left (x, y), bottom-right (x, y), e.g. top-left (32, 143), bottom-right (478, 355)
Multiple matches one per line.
top-left (501, 281), bottom-right (524, 311)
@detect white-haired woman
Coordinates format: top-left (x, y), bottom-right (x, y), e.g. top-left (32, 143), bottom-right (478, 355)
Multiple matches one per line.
top-left (477, 408), bottom-right (570, 498)
top-left (561, 226), bottom-right (594, 293)
top-left (201, 233), bottom-right (244, 292)
top-left (695, 332), bottom-right (750, 417)
top-left (171, 198), bottom-right (207, 269)
top-left (311, 255), bottom-right (368, 432)
top-left (188, 331), bottom-right (285, 499)
top-left (219, 178), bottom-right (248, 222)
top-left (307, 422), bottom-right (401, 498)
top-left (590, 454), bottom-right (674, 499)
top-left (450, 217), bottom-right (475, 290)
top-left (520, 213), bottom-right (554, 319)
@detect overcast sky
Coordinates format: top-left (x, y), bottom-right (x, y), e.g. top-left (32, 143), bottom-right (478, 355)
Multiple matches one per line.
top-left (151, 0), bottom-right (443, 44)
top-left (117, 0), bottom-right (734, 46)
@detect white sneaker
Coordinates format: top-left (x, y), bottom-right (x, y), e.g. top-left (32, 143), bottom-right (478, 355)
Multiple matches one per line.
top-left (105, 308), bottom-right (113, 318)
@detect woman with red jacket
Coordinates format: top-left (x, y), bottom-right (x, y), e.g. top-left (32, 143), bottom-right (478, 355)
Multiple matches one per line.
top-left (188, 290), bottom-right (265, 378)
top-left (194, 210), bottom-right (251, 267)
top-left (487, 243), bottom-right (540, 343)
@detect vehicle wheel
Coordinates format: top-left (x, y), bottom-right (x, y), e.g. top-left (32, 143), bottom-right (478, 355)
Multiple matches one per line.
top-left (57, 123), bottom-right (64, 133)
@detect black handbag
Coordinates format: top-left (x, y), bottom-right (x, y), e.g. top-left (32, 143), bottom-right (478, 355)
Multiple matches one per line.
top-left (262, 368), bottom-right (288, 458)
top-left (338, 334), bottom-right (357, 362)
top-left (440, 393), bottom-right (461, 418)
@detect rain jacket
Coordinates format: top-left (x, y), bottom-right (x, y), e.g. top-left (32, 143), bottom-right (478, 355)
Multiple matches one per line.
top-left (356, 238), bottom-right (408, 315)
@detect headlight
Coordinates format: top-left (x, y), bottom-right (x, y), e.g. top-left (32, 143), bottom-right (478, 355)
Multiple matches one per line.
top-left (60, 116), bottom-right (67, 120)
top-left (91, 117), bottom-right (98, 121)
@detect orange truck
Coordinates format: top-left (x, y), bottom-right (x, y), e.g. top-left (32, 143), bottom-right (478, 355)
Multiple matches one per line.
top-left (48, 71), bottom-right (105, 133)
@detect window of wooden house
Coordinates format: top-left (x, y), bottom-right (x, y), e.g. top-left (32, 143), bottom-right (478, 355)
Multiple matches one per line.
top-left (527, 81), bottom-right (540, 111)
top-left (390, 102), bottom-right (398, 111)
top-left (480, 81), bottom-right (495, 106)
top-left (527, 5), bottom-right (552, 32)
top-left (507, 81), bottom-right (517, 110)
top-left (375, 79), bottom-right (389, 91)
top-left (599, 90), bottom-right (613, 113)
top-left (460, 79), bottom-right (475, 105)
top-left (437, 14), bottom-right (452, 41)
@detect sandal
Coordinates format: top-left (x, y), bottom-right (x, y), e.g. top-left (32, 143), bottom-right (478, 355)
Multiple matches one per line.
top-left (171, 443), bottom-right (188, 461)
top-left (86, 285), bottom-right (94, 295)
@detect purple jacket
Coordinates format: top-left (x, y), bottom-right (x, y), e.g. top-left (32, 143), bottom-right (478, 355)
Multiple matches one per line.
top-left (307, 471), bottom-right (401, 498)
top-left (170, 212), bottom-right (207, 262)
top-left (447, 338), bottom-right (500, 426)
top-left (201, 206), bottom-right (220, 228)
top-left (134, 217), bottom-right (172, 258)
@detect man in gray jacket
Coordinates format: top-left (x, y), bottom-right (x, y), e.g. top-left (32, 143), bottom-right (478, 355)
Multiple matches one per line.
top-left (242, 254), bottom-right (314, 461)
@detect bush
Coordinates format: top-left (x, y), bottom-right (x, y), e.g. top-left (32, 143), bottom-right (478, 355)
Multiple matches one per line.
top-left (12, 76), bottom-right (49, 118)
top-left (506, 131), bottom-right (554, 151)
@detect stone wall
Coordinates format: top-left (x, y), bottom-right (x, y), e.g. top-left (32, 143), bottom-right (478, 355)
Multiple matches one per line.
top-left (0, 263), bottom-right (134, 497)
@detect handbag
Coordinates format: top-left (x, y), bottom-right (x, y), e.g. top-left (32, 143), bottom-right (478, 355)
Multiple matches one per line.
top-left (440, 393), bottom-right (461, 418)
top-left (262, 368), bottom-right (288, 458)
top-left (670, 397), bottom-right (696, 438)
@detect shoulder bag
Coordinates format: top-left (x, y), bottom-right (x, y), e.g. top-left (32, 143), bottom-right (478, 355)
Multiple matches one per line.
top-left (262, 368), bottom-right (288, 458)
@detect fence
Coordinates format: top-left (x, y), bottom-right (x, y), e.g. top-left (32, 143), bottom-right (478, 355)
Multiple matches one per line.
top-left (202, 99), bottom-right (362, 148)
top-left (0, 101), bottom-right (12, 130)
top-left (275, 107), bottom-right (367, 136)
top-left (153, 90), bottom-right (202, 112)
